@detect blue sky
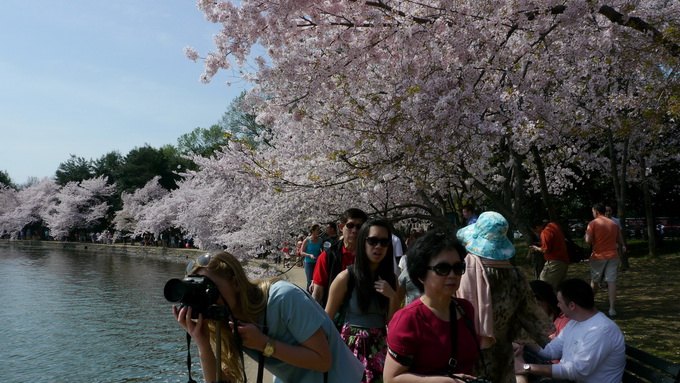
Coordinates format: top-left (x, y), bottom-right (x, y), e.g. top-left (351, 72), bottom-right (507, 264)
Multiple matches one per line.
top-left (0, 1), bottom-right (249, 186)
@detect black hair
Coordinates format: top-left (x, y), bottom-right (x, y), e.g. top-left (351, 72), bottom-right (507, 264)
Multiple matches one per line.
top-left (340, 208), bottom-right (368, 224)
top-left (326, 221), bottom-right (337, 231)
top-left (592, 203), bottom-right (606, 215)
top-left (530, 280), bottom-right (561, 319)
top-left (557, 278), bottom-right (595, 310)
top-left (353, 217), bottom-right (395, 313)
top-left (531, 217), bottom-right (548, 228)
top-left (407, 229), bottom-right (467, 293)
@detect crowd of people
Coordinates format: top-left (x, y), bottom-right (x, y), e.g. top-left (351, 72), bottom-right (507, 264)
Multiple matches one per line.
top-left (172, 204), bottom-right (628, 383)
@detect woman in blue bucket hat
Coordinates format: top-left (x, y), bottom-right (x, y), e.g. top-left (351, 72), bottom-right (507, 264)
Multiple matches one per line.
top-left (457, 212), bottom-right (553, 383)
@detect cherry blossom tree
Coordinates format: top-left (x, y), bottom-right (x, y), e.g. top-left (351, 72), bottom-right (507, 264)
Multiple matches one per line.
top-left (178, 0), bottom-right (678, 245)
top-left (0, 178), bottom-right (59, 237)
top-left (42, 176), bottom-right (115, 240)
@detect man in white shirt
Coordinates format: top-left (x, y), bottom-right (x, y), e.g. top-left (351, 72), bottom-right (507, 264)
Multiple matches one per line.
top-left (515, 278), bottom-right (626, 383)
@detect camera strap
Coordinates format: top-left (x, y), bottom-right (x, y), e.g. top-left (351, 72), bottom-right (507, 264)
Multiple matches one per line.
top-left (257, 308), bottom-right (268, 383)
top-left (185, 332), bottom-right (198, 383)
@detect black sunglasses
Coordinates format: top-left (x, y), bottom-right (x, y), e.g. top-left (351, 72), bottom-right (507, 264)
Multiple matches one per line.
top-left (186, 253), bottom-right (212, 274)
top-left (366, 236), bottom-right (391, 247)
top-left (344, 221), bottom-right (363, 229)
top-left (428, 262), bottom-right (466, 276)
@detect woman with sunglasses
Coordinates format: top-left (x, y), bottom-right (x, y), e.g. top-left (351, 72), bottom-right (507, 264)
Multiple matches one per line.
top-left (384, 230), bottom-right (479, 383)
top-left (325, 217), bottom-right (400, 383)
top-left (173, 251), bottom-right (364, 383)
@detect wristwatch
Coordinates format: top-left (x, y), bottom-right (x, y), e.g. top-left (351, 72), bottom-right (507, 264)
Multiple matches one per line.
top-left (263, 338), bottom-right (276, 357)
top-left (523, 363), bottom-right (531, 372)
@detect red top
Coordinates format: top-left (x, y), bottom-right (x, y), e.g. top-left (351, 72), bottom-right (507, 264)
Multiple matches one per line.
top-left (540, 223), bottom-right (569, 263)
top-left (387, 298), bottom-right (479, 375)
top-left (311, 243), bottom-right (355, 288)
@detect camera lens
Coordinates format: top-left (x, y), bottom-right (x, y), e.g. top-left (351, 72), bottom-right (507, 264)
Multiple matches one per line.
top-left (163, 278), bottom-right (186, 303)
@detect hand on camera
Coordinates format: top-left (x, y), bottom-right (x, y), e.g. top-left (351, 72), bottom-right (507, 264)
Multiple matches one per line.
top-left (173, 305), bottom-right (208, 342)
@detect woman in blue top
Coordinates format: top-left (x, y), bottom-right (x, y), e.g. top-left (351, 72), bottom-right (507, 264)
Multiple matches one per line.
top-left (300, 224), bottom-right (322, 291)
top-left (325, 217), bottom-right (400, 383)
top-left (173, 251), bottom-right (363, 383)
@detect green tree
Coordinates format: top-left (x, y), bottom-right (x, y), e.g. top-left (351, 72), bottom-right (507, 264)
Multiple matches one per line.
top-left (93, 151), bottom-right (124, 185)
top-left (55, 155), bottom-right (93, 186)
top-left (220, 92), bottom-right (271, 147)
top-left (115, 145), bottom-right (179, 193)
top-left (177, 124), bottom-right (228, 158)
top-left (0, 170), bottom-right (15, 189)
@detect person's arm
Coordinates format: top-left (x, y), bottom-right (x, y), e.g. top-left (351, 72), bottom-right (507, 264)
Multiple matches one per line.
top-left (383, 355), bottom-right (468, 383)
top-left (237, 323), bottom-right (332, 371)
top-left (325, 269), bottom-right (349, 317)
top-left (584, 223), bottom-right (593, 244)
top-left (311, 252), bottom-right (328, 303)
top-left (311, 284), bottom-right (324, 304)
top-left (617, 230), bottom-right (627, 253)
top-left (299, 237), bottom-right (312, 259)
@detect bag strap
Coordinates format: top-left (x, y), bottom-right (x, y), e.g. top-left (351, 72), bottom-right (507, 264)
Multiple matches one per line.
top-left (343, 265), bottom-right (355, 313)
top-left (451, 298), bottom-right (489, 378)
top-left (448, 299), bottom-right (459, 374)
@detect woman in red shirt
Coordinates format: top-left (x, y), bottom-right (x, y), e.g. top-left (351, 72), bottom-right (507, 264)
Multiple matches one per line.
top-left (384, 230), bottom-right (480, 383)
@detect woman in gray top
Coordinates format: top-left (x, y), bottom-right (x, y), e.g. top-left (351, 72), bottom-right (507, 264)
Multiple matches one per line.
top-left (326, 217), bottom-right (400, 383)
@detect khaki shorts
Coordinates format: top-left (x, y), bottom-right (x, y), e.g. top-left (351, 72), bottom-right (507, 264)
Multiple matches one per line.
top-left (590, 258), bottom-right (620, 283)
top-left (540, 260), bottom-right (569, 289)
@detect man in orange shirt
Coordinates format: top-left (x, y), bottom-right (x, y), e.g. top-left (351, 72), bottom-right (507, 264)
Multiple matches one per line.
top-left (530, 219), bottom-right (570, 289)
top-left (585, 203), bottom-right (627, 316)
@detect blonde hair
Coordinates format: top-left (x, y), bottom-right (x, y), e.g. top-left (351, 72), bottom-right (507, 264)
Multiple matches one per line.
top-left (189, 251), bottom-right (281, 382)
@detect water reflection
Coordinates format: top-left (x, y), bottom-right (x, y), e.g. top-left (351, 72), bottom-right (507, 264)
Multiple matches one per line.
top-left (1, 244), bottom-right (195, 382)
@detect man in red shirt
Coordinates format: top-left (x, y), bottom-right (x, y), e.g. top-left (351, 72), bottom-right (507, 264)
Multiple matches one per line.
top-left (311, 208), bottom-right (367, 306)
top-left (585, 203), bottom-right (627, 316)
top-left (530, 219), bottom-right (570, 289)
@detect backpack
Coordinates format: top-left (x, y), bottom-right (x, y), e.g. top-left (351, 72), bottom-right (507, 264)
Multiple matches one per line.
top-left (332, 265), bottom-right (355, 331)
top-left (565, 238), bottom-right (587, 263)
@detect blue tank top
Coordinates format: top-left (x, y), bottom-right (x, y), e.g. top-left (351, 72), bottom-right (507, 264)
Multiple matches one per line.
top-left (304, 237), bottom-right (321, 263)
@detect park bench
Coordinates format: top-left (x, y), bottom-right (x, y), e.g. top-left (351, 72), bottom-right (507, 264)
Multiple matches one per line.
top-left (623, 344), bottom-right (680, 383)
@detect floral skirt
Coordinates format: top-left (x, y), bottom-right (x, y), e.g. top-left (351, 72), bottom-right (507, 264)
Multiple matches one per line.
top-left (340, 325), bottom-right (387, 383)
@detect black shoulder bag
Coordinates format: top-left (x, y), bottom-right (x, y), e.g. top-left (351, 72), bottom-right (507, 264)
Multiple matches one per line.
top-left (449, 298), bottom-right (489, 380)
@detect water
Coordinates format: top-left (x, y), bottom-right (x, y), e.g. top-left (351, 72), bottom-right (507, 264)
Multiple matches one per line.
top-left (0, 244), bottom-right (199, 382)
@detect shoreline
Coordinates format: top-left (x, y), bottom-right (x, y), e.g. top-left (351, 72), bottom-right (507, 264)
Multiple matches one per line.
top-left (1, 238), bottom-right (205, 263)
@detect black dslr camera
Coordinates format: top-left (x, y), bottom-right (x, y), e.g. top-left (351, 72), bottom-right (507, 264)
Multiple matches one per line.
top-left (164, 274), bottom-right (226, 320)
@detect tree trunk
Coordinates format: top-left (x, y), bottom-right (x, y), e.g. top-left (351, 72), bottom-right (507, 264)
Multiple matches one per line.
top-left (530, 145), bottom-right (558, 222)
top-left (640, 157), bottom-right (657, 257)
top-left (607, 128), bottom-right (630, 268)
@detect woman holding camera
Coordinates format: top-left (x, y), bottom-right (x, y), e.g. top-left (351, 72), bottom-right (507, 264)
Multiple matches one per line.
top-left (383, 230), bottom-right (480, 383)
top-left (325, 217), bottom-right (400, 383)
top-left (173, 251), bottom-right (363, 383)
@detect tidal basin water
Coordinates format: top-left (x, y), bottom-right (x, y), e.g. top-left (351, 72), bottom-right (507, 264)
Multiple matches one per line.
top-left (1, 243), bottom-right (197, 382)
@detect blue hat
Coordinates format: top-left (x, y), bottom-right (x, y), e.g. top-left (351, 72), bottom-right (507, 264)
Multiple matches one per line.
top-left (456, 211), bottom-right (515, 260)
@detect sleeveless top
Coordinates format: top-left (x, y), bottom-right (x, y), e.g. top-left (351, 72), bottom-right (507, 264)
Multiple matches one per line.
top-left (344, 283), bottom-right (387, 329)
top-left (304, 237), bottom-right (322, 263)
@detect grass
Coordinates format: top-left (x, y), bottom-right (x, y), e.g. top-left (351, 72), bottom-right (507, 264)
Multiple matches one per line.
top-left (512, 238), bottom-right (680, 363)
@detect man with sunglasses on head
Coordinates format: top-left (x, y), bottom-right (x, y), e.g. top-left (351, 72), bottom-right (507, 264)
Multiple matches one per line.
top-left (311, 208), bottom-right (368, 307)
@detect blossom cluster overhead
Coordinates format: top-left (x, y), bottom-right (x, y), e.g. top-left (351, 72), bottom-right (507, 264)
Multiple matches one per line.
top-left (2, 1), bottom-right (678, 255)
